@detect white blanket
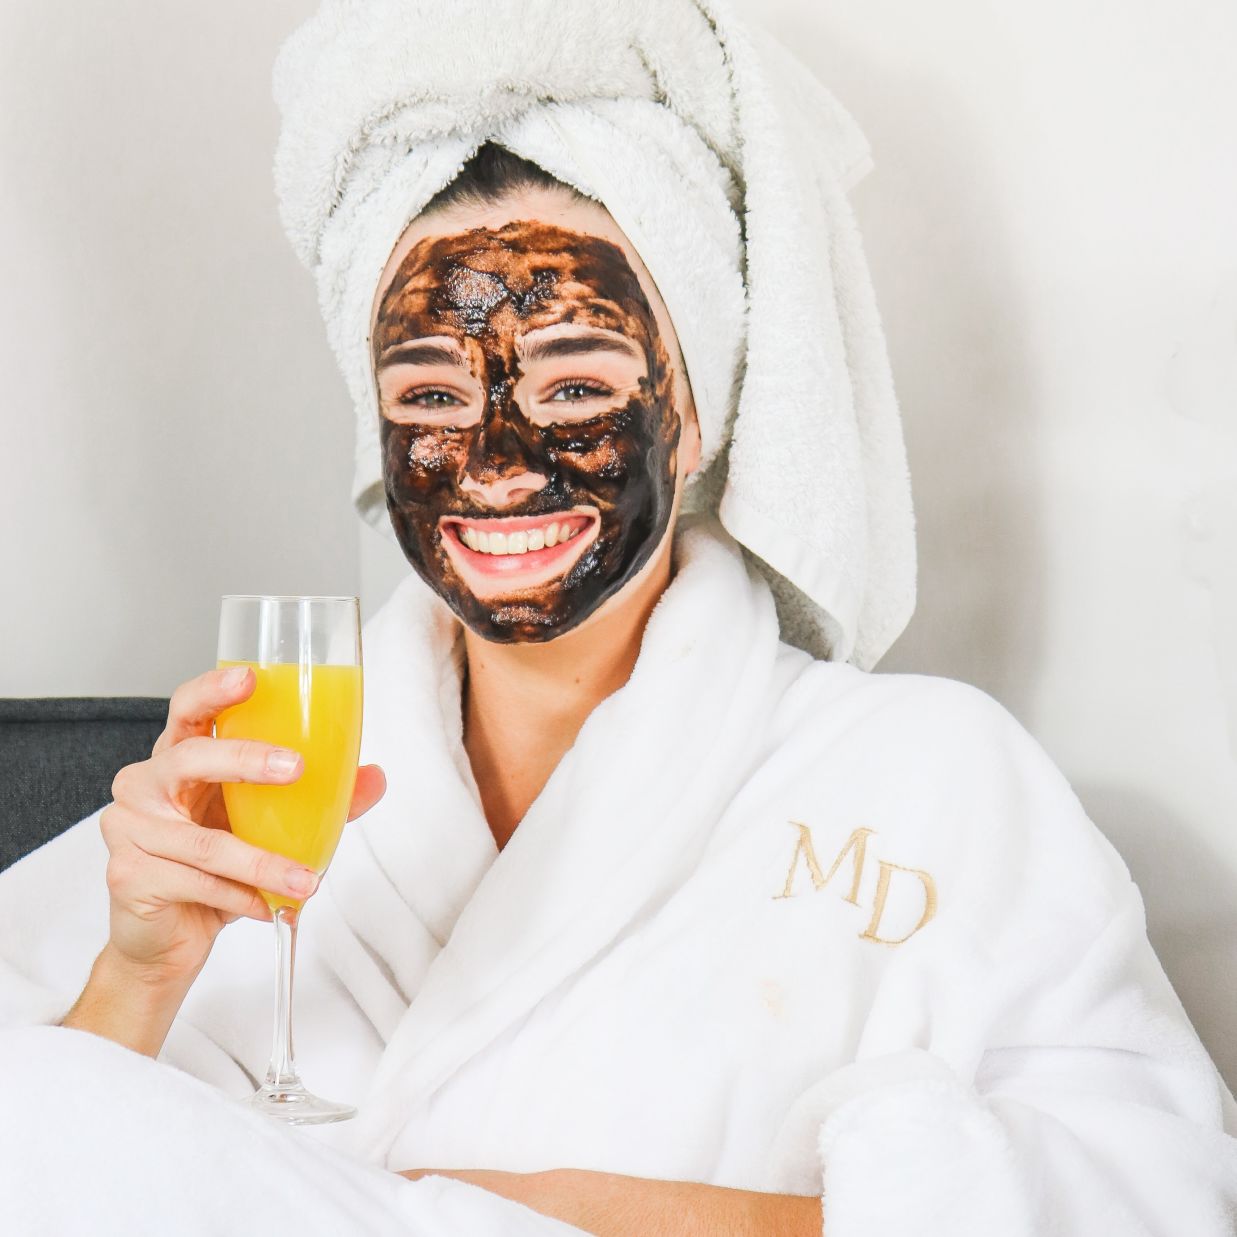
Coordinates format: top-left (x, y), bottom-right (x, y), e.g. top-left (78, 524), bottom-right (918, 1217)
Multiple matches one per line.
top-left (0, 1027), bottom-right (585, 1236)
top-left (3, 517), bottom-right (1237, 1235)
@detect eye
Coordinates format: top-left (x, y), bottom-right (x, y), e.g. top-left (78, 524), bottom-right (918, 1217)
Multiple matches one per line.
top-left (548, 379), bottom-right (613, 402)
top-left (398, 387), bottom-right (462, 408)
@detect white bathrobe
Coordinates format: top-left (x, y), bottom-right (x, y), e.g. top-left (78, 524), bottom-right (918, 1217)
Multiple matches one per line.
top-left (3, 518), bottom-right (1236, 1236)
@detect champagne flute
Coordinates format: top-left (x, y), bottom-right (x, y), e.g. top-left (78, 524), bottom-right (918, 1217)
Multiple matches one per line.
top-left (214, 595), bottom-right (363, 1124)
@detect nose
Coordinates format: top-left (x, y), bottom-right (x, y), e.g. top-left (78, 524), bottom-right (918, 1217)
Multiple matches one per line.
top-left (460, 469), bottom-right (547, 508)
top-left (460, 399), bottom-right (548, 509)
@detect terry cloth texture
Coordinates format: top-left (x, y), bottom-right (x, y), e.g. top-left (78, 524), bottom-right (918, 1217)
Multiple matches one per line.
top-left (5, 519), bottom-right (1236, 1231)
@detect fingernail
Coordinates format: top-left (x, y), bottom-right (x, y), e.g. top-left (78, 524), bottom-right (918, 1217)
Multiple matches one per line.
top-left (223, 665), bottom-right (248, 690)
top-left (266, 749), bottom-right (300, 776)
top-left (285, 868), bottom-right (318, 897)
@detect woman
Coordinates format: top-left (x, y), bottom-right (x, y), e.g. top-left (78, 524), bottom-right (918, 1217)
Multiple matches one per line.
top-left (3, 2), bottom-right (1236, 1234)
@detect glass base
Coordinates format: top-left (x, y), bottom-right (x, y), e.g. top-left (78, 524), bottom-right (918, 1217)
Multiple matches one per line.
top-left (244, 1082), bottom-right (356, 1126)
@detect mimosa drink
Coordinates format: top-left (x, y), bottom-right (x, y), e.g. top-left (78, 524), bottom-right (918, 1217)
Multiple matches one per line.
top-left (215, 660), bottom-right (363, 910)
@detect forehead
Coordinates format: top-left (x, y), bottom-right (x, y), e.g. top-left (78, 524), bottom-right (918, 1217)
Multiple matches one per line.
top-left (375, 220), bottom-right (651, 337)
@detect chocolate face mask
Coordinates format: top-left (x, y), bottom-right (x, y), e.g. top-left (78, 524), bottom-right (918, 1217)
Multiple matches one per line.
top-left (373, 220), bottom-right (681, 643)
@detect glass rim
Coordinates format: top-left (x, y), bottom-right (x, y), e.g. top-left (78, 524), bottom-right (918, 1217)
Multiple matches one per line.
top-left (221, 594), bottom-right (358, 603)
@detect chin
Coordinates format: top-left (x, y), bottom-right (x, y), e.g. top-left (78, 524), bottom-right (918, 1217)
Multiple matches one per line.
top-left (450, 575), bottom-right (617, 645)
top-left (458, 524), bottom-right (676, 646)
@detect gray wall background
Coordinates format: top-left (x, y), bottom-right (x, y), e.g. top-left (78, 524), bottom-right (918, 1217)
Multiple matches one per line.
top-left (3, 1), bottom-right (1235, 1089)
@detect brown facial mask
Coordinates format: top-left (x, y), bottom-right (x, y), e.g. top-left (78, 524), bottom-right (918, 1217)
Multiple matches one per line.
top-left (373, 220), bottom-right (681, 643)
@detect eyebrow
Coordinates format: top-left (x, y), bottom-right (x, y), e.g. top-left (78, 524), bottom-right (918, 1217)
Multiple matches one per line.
top-left (376, 329), bottom-right (644, 371)
top-left (376, 341), bottom-right (468, 370)
top-left (520, 331), bottom-right (643, 363)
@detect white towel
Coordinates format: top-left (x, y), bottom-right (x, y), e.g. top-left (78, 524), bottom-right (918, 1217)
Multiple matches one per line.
top-left (271, 0), bottom-right (916, 669)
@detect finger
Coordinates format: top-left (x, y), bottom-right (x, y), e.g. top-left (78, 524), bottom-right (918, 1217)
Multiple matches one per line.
top-left (125, 813), bottom-right (320, 904)
top-left (346, 764), bottom-right (387, 822)
top-left (110, 849), bottom-right (274, 922)
top-left (153, 665), bottom-right (256, 756)
top-left (147, 735), bottom-right (303, 802)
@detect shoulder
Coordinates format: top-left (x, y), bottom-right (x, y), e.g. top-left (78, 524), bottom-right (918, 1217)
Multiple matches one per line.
top-left (768, 655), bottom-right (1136, 925)
top-left (772, 653), bottom-right (1049, 774)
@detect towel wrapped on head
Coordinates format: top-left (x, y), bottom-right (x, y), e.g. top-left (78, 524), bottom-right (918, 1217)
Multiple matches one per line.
top-left (272, 0), bottom-right (916, 668)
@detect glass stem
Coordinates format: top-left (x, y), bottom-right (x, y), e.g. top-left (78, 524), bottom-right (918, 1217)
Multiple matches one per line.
top-left (265, 904), bottom-right (301, 1089)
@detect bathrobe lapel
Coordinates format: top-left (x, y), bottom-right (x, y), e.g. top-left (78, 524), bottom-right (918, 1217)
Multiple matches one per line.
top-left (310, 550), bottom-right (507, 1056)
top-left (339, 521), bottom-right (784, 1161)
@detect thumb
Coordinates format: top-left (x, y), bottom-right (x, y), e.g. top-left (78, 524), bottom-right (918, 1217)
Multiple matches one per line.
top-left (346, 764), bottom-right (387, 821)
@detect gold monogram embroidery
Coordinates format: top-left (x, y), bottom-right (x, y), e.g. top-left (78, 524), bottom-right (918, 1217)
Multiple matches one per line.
top-left (860, 860), bottom-right (938, 945)
top-left (774, 822), bottom-right (873, 905)
top-left (774, 821), bottom-right (938, 946)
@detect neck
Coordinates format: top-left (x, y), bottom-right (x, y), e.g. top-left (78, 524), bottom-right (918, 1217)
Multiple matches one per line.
top-left (461, 539), bottom-right (673, 850)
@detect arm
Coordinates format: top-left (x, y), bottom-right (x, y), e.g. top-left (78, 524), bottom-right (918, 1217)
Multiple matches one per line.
top-left (796, 884), bottom-right (1237, 1235)
top-left (793, 685), bottom-right (1237, 1234)
top-left (60, 942), bottom-right (202, 1057)
top-left (399, 1167), bottom-right (823, 1236)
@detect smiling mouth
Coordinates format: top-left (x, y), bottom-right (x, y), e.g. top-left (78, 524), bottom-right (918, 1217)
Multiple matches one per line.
top-left (439, 510), bottom-right (599, 580)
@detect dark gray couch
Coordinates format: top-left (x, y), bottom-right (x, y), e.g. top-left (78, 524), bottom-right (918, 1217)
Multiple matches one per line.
top-left (0, 698), bottom-right (169, 872)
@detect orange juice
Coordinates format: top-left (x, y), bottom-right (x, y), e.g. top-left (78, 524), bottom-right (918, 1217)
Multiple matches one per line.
top-left (215, 660), bottom-right (362, 910)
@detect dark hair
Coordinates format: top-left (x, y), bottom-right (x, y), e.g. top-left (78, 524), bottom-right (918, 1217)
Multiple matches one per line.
top-left (420, 141), bottom-right (590, 217)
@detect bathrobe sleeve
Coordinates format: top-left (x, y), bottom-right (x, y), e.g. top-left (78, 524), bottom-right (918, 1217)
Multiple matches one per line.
top-left (0, 808), bottom-right (261, 1092)
top-left (806, 680), bottom-right (1237, 1237)
top-left (0, 810), bottom-right (114, 1028)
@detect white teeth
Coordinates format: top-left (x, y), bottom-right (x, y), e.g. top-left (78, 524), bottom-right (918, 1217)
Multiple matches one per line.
top-left (454, 519), bottom-right (587, 556)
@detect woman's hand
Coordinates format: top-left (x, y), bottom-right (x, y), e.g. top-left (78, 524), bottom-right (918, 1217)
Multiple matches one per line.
top-left (62, 665), bottom-right (385, 1056)
top-left (98, 663), bottom-right (385, 982)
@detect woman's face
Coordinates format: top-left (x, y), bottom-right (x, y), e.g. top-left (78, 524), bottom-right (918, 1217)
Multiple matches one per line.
top-left (370, 190), bottom-right (699, 643)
